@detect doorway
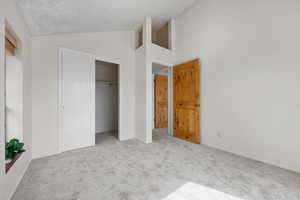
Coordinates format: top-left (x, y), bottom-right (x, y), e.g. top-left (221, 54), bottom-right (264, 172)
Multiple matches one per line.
top-left (95, 60), bottom-right (119, 144)
top-left (152, 63), bottom-right (171, 136)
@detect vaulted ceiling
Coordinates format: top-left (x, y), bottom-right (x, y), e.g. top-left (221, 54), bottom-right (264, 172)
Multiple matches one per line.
top-left (16, 0), bottom-right (196, 36)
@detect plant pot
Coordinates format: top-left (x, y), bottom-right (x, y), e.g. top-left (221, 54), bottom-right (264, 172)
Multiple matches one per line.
top-left (6, 153), bottom-right (22, 173)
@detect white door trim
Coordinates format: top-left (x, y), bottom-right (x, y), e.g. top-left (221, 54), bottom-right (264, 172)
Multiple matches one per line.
top-left (95, 56), bottom-right (121, 65)
top-left (168, 67), bottom-right (173, 136)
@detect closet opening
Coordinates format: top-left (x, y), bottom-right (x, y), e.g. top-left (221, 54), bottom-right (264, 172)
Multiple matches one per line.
top-left (95, 60), bottom-right (119, 144)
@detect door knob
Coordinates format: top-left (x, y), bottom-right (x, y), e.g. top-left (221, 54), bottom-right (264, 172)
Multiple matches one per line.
top-left (194, 104), bottom-right (200, 107)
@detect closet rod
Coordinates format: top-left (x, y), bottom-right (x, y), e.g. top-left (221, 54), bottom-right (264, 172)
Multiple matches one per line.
top-left (96, 80), bottom-right (117, 82)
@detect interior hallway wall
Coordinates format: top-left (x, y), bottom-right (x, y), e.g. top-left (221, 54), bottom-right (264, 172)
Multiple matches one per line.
top-left (96, 61), bottom-right (118, 133)
top-left (31, 31), bottom-right (135, 158)
top-left (135, 18), bottom-right (176, 144)
top-left (175, 0), bottom-right (300, 173)
top-left (0, 0), bottom-right (32, 199)
top-left (134, 46), bottom-right (148, 142)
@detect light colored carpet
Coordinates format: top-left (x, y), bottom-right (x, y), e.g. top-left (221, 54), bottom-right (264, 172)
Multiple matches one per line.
top-left (12, 130), bottom-right (300, 200)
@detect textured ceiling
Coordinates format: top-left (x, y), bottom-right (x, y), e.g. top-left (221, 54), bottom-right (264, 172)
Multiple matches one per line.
top-left (16, 0), bottom-right (196, 36)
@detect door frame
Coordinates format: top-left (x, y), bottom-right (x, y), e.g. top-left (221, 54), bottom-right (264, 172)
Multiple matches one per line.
top-left (58, 48), bottom-right (121, 153)
top-left (168, 67), bottom-right (173, 136)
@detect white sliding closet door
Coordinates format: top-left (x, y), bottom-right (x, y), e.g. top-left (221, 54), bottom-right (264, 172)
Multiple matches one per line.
top-left (60, 49), bottom-right (95, 152)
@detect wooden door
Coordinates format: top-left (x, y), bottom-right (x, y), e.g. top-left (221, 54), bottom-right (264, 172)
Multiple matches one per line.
top-left (173, 59), bottom-right (200, 144)
top-left (155, 75), bottom-right (168, 128)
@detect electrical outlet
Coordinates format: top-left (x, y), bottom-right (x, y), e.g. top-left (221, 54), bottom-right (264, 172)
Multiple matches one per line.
top-left (217, 131), bottom-right (222, 138)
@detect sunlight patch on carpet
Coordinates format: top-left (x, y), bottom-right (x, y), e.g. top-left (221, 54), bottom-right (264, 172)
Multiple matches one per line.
top-left (162, 182), bottom-right (245, 200)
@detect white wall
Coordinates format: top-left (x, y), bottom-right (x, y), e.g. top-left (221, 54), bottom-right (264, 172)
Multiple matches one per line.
top-left (175, 0), bottom-right (300, 173)
top-left (134, 18), bottom-right (153, 143)
top-left (135, 18), bottom-right (176, 144)
top-left (5, 54), bottom-right (23, 141)
top-left (96, 62), bottom-right (118, 133)
top-left (0, 0), bottom-right (32, 199)
top-left (134, 46), bottom-right (148, 142)
top-left (31, 31), bottom-right (135, 158)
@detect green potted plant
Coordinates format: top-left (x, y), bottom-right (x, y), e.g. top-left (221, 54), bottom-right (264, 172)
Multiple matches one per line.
top-left (5, 139), bottom-right (26, 163)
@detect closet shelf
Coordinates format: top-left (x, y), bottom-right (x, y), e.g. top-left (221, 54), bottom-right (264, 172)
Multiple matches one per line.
top-left (96, 80), bottom-right (118, 85)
